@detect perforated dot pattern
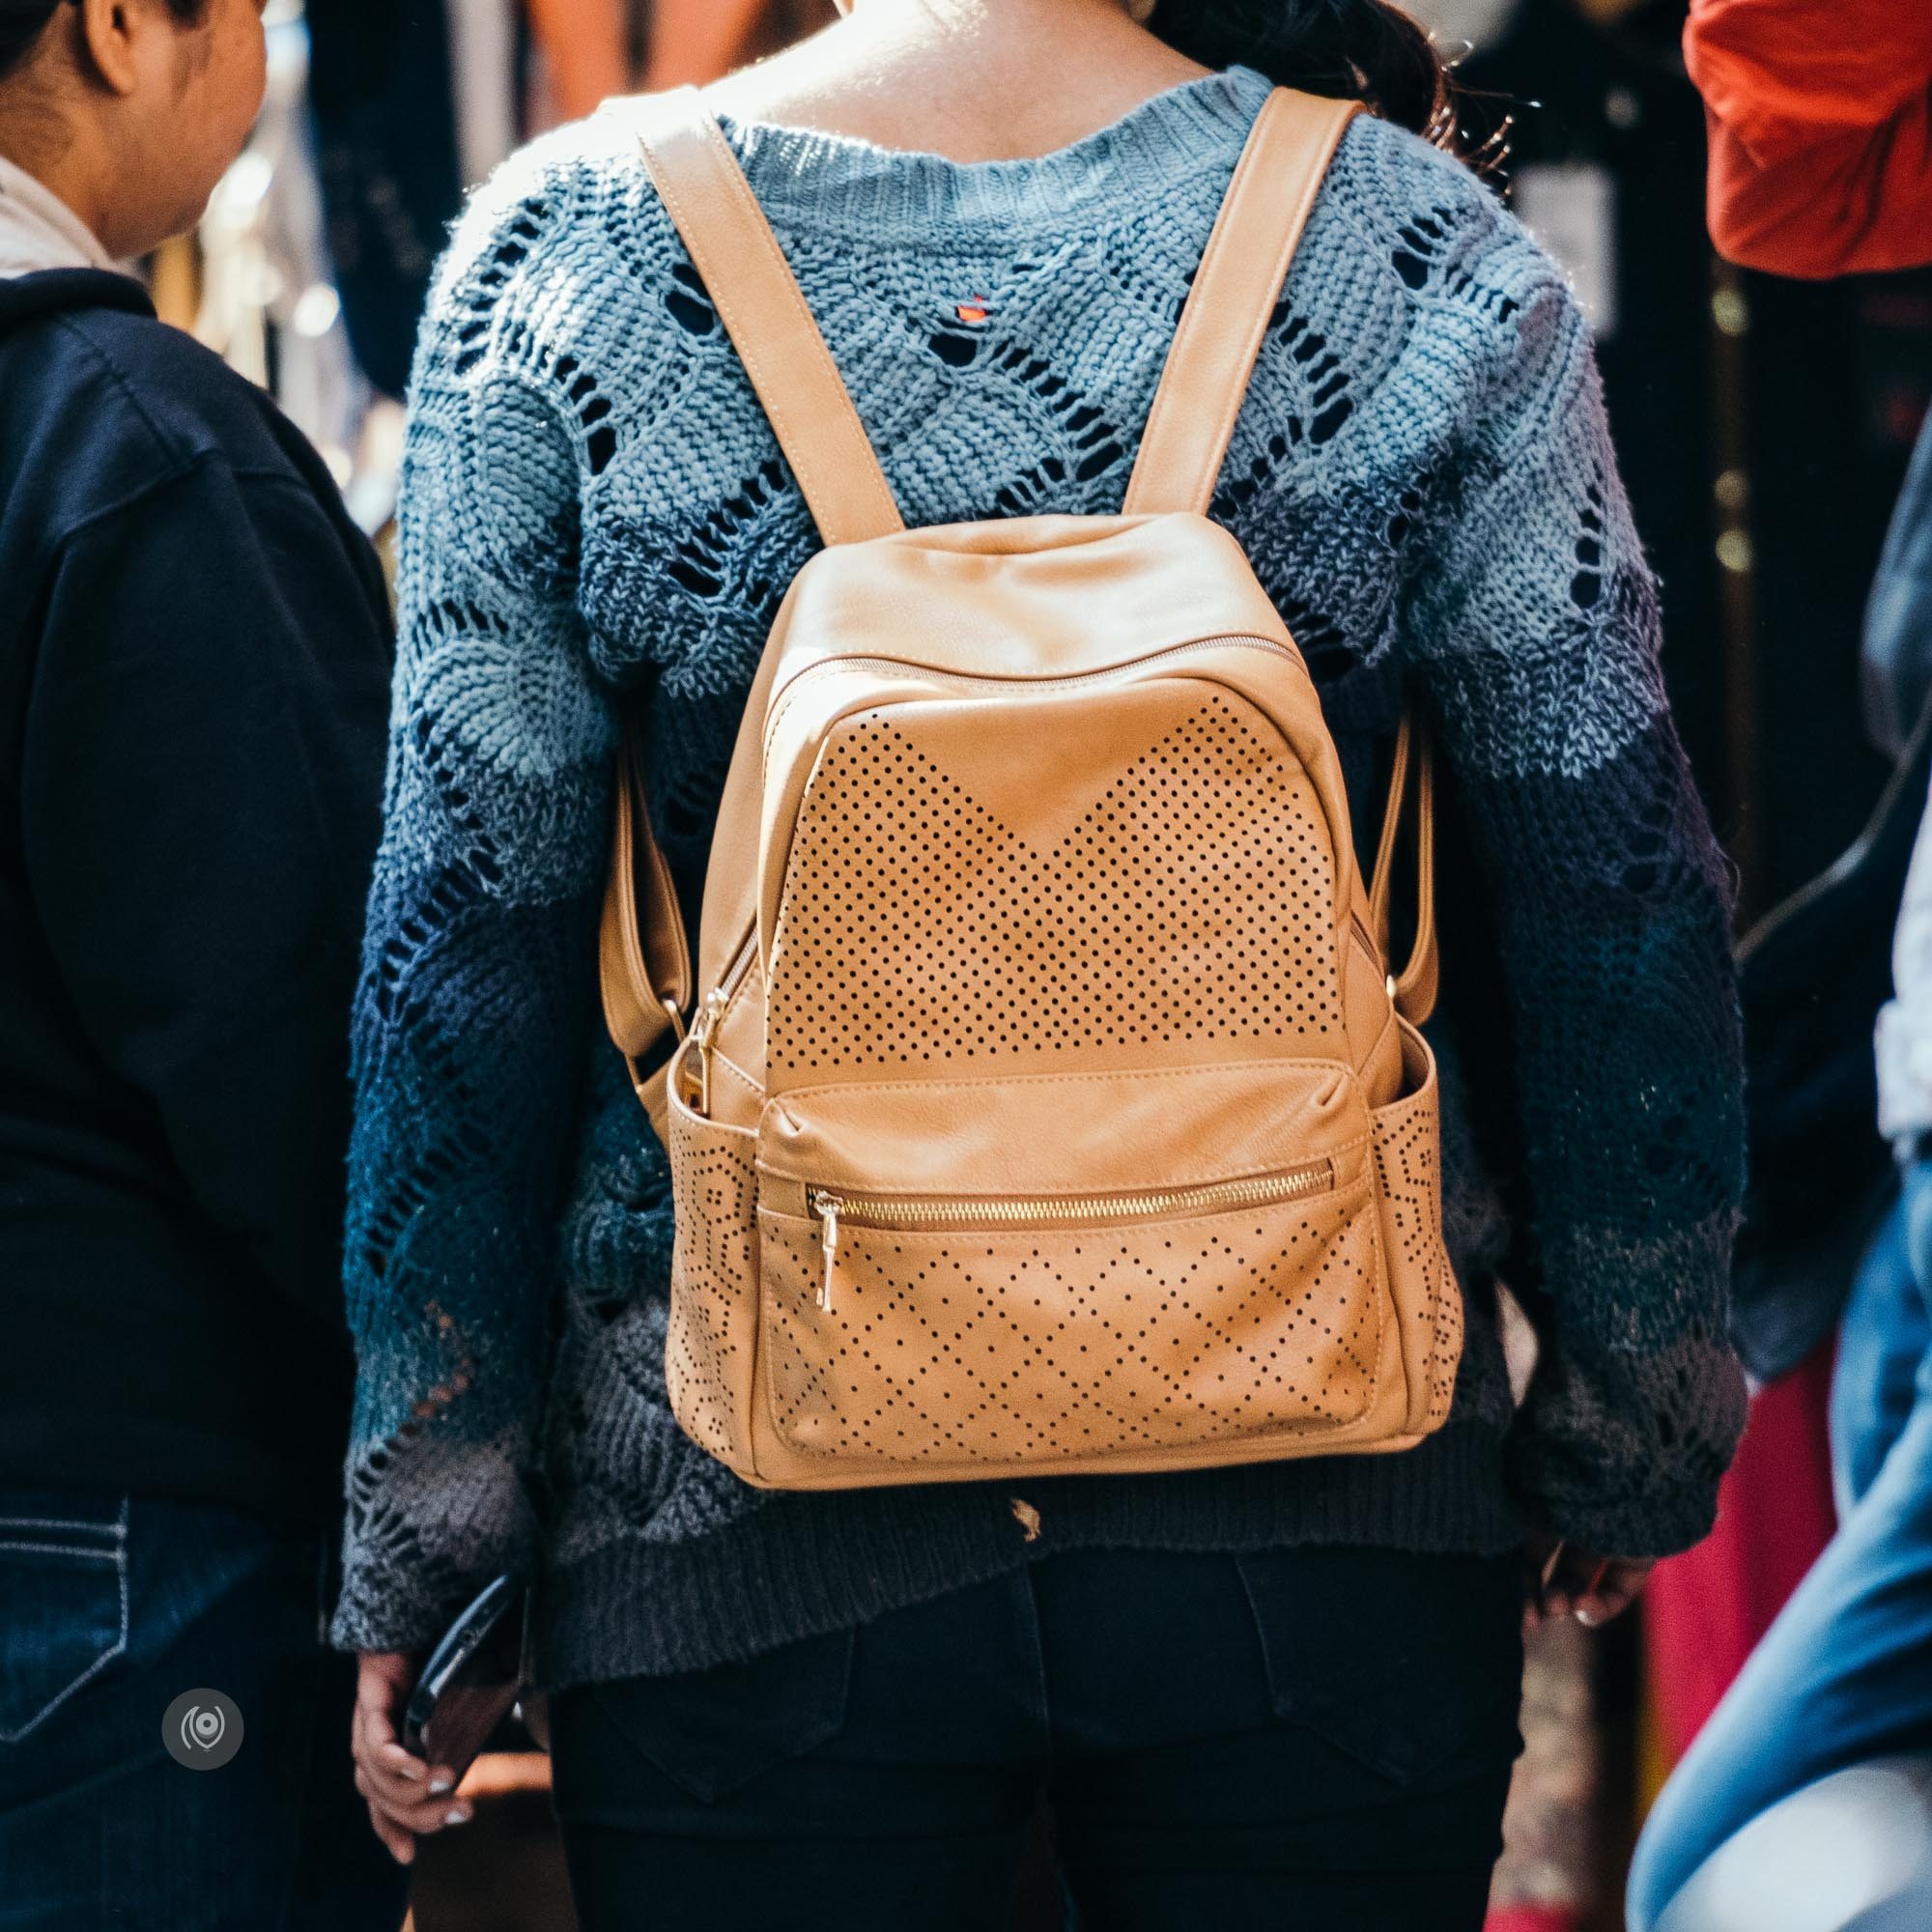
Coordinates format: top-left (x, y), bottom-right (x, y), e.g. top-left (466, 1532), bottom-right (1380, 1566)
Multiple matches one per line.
top-left (756, 1184), bottom-right (1384, 1464)
top-left (1372, 1076), bottom-right (1463, 1429)
top-left (765, 696), bottom-right (1343, 1076)
top-left (665, 1108), bottom-right (758, 1463)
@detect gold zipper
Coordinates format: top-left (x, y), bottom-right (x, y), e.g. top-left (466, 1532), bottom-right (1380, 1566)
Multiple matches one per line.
top-left (805, 1162), bottom-right (1333, 1313)
top-left (685, 986), bottom-right (730, 1117)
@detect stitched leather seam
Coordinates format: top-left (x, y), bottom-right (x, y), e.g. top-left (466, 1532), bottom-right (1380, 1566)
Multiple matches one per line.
top-left (1181, 196), bottom-right (1294, 509)
top-left (1126, 97), bottom-right (1356, 516)
top-left (1128, 111), bottom-right (1267, 510)
top-left (772, 1056), bottom-right (1366, 1101)
top-left (760, 624), bottom-right (1311, 757)
top-left (754, 1133), bottom-right (1376, 1196)
top-left (1127, 116), bottom-right (1265, 512)
top-left (757, 1168), bottom-right (1373, 1233)
top-left (714, 1052), bottom-right (762, 1101)
top-left (638, 105), bottom-right (901, 547)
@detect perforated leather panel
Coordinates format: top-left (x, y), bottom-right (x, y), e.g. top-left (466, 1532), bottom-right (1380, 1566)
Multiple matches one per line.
top-left (664, 1101), bottom-right (758, 1466)
top-left (766, 693), bottom-right (1343, 1081)
top-left (757, 1180), bottom-right (1385, 1465)
top-left (1372, 1068), bottom-right (1463, 1430)
top-left (661, 654), bottom-right (1463, 1488)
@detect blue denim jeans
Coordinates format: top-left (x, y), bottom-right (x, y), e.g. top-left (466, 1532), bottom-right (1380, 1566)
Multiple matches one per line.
top-left (1628, 1164), bottom-right (1932, 1929)
top-left (553, 1545), bottom-right (1524, 1932)
top-left (0, 1488), bottom-right (408, 1932)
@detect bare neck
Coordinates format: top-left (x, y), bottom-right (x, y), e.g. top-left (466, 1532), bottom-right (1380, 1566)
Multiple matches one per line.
top-left (0, 107), bottom-right (127, 260)
top-left (704, 0), bottom-right (1210, 163)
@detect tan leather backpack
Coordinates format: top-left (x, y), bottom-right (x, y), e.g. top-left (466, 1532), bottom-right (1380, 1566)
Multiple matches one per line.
top-left (601, 84), bottom-right (1462, 1491)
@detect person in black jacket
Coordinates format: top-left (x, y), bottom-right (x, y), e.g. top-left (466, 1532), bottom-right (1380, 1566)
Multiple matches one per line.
top-left (0, 1), bottom-right (411, 1923)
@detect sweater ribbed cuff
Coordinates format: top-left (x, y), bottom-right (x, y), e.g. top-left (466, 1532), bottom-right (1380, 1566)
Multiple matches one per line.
top-left (1530, 1477), bottom-right (1724, 1564)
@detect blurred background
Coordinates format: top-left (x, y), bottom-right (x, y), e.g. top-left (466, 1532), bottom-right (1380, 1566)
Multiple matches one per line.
top-left (152, 2), bottom-right (1931, 1926)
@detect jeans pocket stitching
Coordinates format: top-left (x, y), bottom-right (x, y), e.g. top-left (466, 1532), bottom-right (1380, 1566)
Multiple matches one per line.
top-left (1234, 1548), bottom-right (1520, 1790)
top-left (0, 1500), bottom-right (130, 1746)
top-left (0, 1516), bottom-right (128, 1540)
top-left (0, 1541), bottom-right (121, 1561)
top-left (592, 1628), bottom-right (855, 1804)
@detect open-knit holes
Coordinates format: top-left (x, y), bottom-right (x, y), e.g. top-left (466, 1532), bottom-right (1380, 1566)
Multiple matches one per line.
top-left (449, 195), bottom-right (549, 377)
top-left (665, 255), bottom-right (716, 337)
top-left (1212, 313), bottom-right (1354, 523)
top-left (1388, 197), bottom-right (1521, 330)
top-left (985, 342), bottom-right (1126, 486)
top-left (765, 694), bottom-right (1343, 1075)
top-left (1570, 473), bottom-right (1608, 612)
top-left (757, 1179), bottom-right (1384, 1464)
top-left (668, 457), bottom-right (788, 608)
top-left (548, 352), bottom-right (616, 474)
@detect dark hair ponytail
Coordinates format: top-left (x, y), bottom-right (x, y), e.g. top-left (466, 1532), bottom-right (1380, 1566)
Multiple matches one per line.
top-left (0, 2), bottom-right (63, 81)
top-left (1150, 0), bottom-right (1460, 153)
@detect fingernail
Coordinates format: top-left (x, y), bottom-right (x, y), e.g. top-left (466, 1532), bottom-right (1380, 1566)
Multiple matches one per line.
top-left (446, 1807), bottom-right (471, 1827)
top-left (427, 1777), bottom-right (453, 1795)
top-left (1576, 1605), bottom-right (1603, 1627)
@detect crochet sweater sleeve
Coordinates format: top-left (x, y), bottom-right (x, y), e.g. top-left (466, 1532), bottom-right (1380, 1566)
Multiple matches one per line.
top-left (330, 181), bottom-right (618, 1651)
top-left (1406, 268), bottom-right (1747, 1558)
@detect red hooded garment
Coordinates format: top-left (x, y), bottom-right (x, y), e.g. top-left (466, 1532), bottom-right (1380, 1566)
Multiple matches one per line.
top-left (1686, 0), bottom-right (1932, 277)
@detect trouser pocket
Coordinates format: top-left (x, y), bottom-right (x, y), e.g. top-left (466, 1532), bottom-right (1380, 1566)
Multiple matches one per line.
top-left (1237, 1545), bottom-right (1522, 1787)
top-left (553, 1627), bottom-right (856, 1810)
top-left (0, 1492), bottom-right (128, 1744)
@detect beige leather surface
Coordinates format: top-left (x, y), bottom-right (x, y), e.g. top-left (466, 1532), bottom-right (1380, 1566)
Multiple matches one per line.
top-left (758, 1060), bottom-right (1373, 1203)
top-left (758, 1177), bottom-right (1387, 1468)
top-left (631, 88), bottom-right (904, 548)
top-left (747, 519), bottom-right (1362, 1013)
top-left (1370, 713), bottom-right (1439, 1025)
top-left (597, 733), bottom-right (687, 1148)
top-left (759, 672), bottom-right (1350, 1092)
top-left (1123, 88), bottom-right (1361, 517)
top-left (605, 85), bottom-right (1462, 1489)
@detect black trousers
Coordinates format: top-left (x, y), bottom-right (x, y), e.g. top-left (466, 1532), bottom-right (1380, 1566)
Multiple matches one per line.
top-left (551, 1544), bottom-right (1522, 1931)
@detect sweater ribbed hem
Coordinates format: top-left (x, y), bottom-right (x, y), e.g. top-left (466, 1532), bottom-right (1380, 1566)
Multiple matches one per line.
top-left (533, 1419), bottom-right (1523, 1690)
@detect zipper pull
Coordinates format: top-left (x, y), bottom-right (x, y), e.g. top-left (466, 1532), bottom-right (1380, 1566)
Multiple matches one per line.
top-left (686, 986), bottom-right (730, 1117)
top-left (814, 1195), bottom-right (842, 1313)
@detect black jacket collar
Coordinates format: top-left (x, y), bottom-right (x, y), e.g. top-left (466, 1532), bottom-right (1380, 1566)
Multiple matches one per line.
top-left (0, 268), bottom-right (155, 334)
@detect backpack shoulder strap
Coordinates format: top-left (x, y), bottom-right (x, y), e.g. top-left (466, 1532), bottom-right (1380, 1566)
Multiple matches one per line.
top-left (600, 728), bottom-right (687, 1148)
top-left (603, 87), bottom-right (910, 1134)
top-left (1123, 86), bottom-right (1436, 1024)
top-left (629, 87), bottom-right (905, 548)
top-left (1370, 713), bottom-right (1438, 1026)
top-left (1122, 88), bottom-right (1359, 517)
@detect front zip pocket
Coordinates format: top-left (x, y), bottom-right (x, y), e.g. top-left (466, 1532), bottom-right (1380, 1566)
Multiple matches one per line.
top-left (806, 1162), bottom-right (1333, 1312)
top-left (755, 1157), bottom-right (1387, 1465)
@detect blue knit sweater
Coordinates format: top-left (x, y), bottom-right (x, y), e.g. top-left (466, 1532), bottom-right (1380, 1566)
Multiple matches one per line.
top-left (331, 67), bottom-right (1746, 1687)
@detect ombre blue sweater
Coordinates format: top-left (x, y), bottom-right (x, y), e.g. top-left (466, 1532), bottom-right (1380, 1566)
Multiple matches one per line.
top-left (331, 66), bottom-right (1746, 1688)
